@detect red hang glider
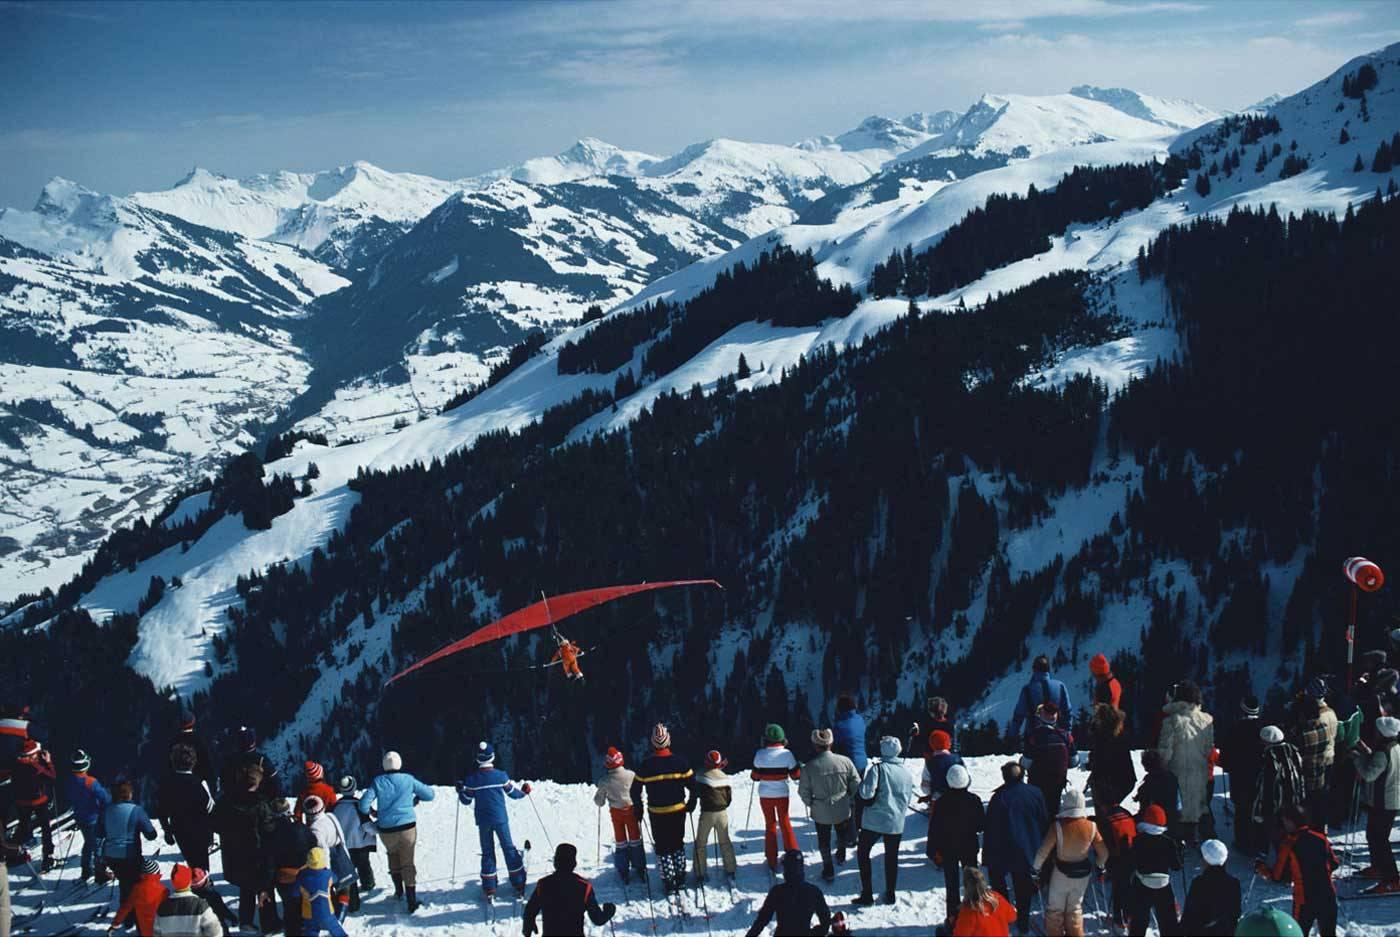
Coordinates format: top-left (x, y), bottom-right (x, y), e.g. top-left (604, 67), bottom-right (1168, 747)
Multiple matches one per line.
top-left (385, 579), bottom-right (722, 686)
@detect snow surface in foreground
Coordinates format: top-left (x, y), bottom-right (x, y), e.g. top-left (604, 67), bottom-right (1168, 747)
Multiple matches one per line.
top-left (10, 756), bottom-right (1399, 936)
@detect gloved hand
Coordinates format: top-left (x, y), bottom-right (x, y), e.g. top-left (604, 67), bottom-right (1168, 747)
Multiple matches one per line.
top-left (601, 902), bottom-right (617, 922)
top-left (165, 830), bottom-right (177, 846)
top-left (521, 782), bottom-right (532, 795)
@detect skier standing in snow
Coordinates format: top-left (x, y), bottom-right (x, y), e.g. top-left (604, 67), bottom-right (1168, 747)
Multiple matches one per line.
top-left (1254, 725), bottom-right (1304, 854)
top-left (109, 856), bottom-right (168, 936)
top-left (103, 779), bottom-right (159, 906)
top-left (798, 729), bottom-right (859, 882)
top-left (1089, 654), bottom-right (1123, 712)
top-left (692, 750), bottom-right (738, 883)
top-left (1219, 696), bottom-right (1264, 853)
top-left (949, 866), bottom-right (1017, 936)
top-left (153, 863), bottom-right (222, 937)
top-left (1097, 796), bottom-right (1137, 932)
top-left (1134, 750), bottom-right (1181, 831)
top-left (1289, 694), bottom-right (1331, 832)
top-left (984, 762), bottom-right (1048, 936)
top-left (594, 747), bottom-right (646, 883)
top-left (631, 724), bottom-right (696, 894)
top-left (295, 847), bottom-right (348, 937)
top-left (926, 763), bottom-right (983, 933)
top-left (852, 735), bottom-right (912, 906)
top-left (1157, 680), bottom-right (1214, 844)
top-left (269, 796), bottom-right (317, 935)
top-left (1257, 804), bottom-right (1339, 935)
top-left (166, 712), bottom-right (217, 792)
top-left (360, 750), bottom-right (435, 913)
top-left (12, 739), bottom-right (55, 871)
top-left (523, 843), bottom-right (617, 936)
top-left (751, 723), bottom-right (802, 871)
top-left (157, 742), bottom-right (216, 872)
top-left (457, 741), bottom-right (530, 898)
top-left (331, 777), bottom-right (378, 896)
top-left (832, 694), bottom-right (868, 842)
top-left (746, 850), bottom-right (830, 937)
top-left (295, 762), bottom-right (338, 822)
top-left (209, 762), bottom-right (280, 933)
top-left (1180, 839), bottom-right (1241, 936)
top-left (1023, 703), bottom-right (1076, 820)
top-left (63, 748), bottom-right (112, 883)
top-left (303, 795), bottom-right (355, 920)
top-left (920, 730), bottom-right (964, 802)
top-left (1349, 714), bottom-right (1400, 891)
top-left (1126, 803), bottom-right (1181, 937)
top-left (1086, 703), bottom-right (1136, 813)
top-left (1033, 789), bottom-right (1107, 937)
top-left (1012, 656), bottom-right (1073, 744)
top-left (222, 727), bottom-right (281, 798)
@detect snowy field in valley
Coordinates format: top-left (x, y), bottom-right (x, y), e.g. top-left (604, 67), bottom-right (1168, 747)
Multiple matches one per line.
top-left (10, 756), bottom-right (1400, 935)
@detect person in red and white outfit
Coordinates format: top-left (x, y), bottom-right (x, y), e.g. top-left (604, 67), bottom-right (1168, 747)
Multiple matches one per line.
top-left (751, 724), bottom-right (801, 870)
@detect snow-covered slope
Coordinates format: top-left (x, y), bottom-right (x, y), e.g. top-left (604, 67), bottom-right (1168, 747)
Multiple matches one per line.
top-left (130, 162), bottom-right (469, 272)
top-left (11, 760), bottom-right (1400, 937)
top-left (898, 92), bottom-right (1177, 164)
top-left (796, 112), bottom-right (956, 162)
top-left (1069, 85), bottom-right (1223, 130)
top-left (0, 180), bottom-right (347, 602)
top-left (497, 137), bottom-right (661, 185)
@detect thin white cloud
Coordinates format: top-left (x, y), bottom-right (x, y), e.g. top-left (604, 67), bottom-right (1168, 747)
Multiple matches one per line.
top-left (1296, 10), bottom-right (1367, 29)
top-left (545, 48), bottom-right (685, 88)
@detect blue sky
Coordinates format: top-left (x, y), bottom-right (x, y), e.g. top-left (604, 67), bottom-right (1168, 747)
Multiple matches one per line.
top-left (1, 0), bottom-right (1396, 208)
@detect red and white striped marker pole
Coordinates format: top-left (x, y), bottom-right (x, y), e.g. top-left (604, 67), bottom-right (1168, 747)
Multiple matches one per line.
top-left (1344, 556), bottom-right (1385, 689)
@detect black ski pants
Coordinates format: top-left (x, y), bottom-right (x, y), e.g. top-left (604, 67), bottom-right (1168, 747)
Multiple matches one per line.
top-left (1295, 896), bottom-right (1337, 937)
top-left (1128, 881), bottom-right (1179, 936)
top-left (1367, 808), bottom-right (1398, 880)
top-left (856, 829), bottom-right (901, 898)
top-left (989, 867), bottom-right (1037, 933)
top-left (815, 821), bottom-right (850, 869)
top-left (349, 845), bottom-right (376, 889)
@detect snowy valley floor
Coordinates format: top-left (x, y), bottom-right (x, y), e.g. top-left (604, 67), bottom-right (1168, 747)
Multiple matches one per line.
top-left (10, 756), bottom-right (1400, 935)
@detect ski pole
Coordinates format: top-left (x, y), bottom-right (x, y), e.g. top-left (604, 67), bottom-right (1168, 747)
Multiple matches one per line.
top-left (597, 805), bottom-right (602, 869)
top-left (687, 812), bottom-right (714, 937)
top-left (745, 781), bottom-right (756, 838)
top-left (525, 789), bottom-right (554, 851)
top-left (452, 798), bottom-right (461, 884)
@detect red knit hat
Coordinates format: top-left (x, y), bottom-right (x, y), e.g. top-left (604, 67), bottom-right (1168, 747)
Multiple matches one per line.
top-left (604, 747), bottom-right (624, 769)
top-left (1139, 804), bottom-right (1167, 828)
top-left (1089, 654), bottom-right (1111, 677)
top-left (305, 761), bottom-right (324, 781)
top-left (705, 750), bottom-right (728, 769)
top-left (19, 738), bottom-right (40, 757)
top-left (928, 730), bottom-right (952, 752)
top-left (190, 867), bottom-right (210, 890)
top-left (171, 864), bottom-right (193, 891)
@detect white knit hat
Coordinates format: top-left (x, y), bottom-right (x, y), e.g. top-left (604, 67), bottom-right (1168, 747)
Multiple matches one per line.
top-left (1259, 725), bottom-right (1284, 744)
top-left (1378, 716), bottom-right (1400, 739)
top-left (946, 764), bottom-right (970, 790)
top-left (1058, 787), bottom-right (1089, 819)
top-left (1201, 839), bottom-right (1228, 867)
top-left (383, 750), bottom-right (402, 771)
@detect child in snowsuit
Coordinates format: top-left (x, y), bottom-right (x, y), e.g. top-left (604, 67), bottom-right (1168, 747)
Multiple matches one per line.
top-left (294, 762), bottom-right (337, 822)
top-left (457, 741), bottom-right (529, 897)
top-left (694, 750), bottom-right (739, 881)
top-left (303, 796), bottom-right (354, 920)
top-left (1128, 804), bottom-right (1181, 937)
top-left (1034, 788), bottom-right (1108, 937)
top-left (111, 857), bottom-right (170, 937)
top-left (153, 864), bottom-right (221, 937)
top-left (1181, 839), bottom-right (1241, 936)
top-left (1259, 805), bottom-right (1339, 936)
top-left (63, 749), bottom-right (111, 882)
top-left (296, 848), bottom-right (347, 937)
top-left (593, 747), bottom-right (646, 883)
top-left (751, 723), bottom-right (801, 870)
top-left (331, 777), bottom-right (377, 901)
top-left (1097, 801), bottom-right (1137, 931)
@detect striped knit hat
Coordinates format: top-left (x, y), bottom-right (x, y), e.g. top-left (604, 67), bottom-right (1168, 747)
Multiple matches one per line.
top-left (305, 761), bottom-right (324, 782)
top-left (190, 867), bottom-right (210, 889)
top-left (604, 747), bottom-right (625, 769)
top-left (142, 858), bottom-right (160, 876)
top-left (651, 724), bottom-right (671, 750)
top-left (705, 750), bottom-right (728, 769)
top-left (302, 795), bottom-right (325, 816)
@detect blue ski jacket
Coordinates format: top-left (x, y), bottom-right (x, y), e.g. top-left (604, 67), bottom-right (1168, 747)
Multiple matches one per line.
top-left (1012, 673), bottom-right (1073, 739)
top-left (984, 779), bottom-right (1049, 877)
top-left (832, 710), bottom-right (869, 776)
top-left (359, 770), bottom-right (434, 832)
top-left (456, 766), bottom-right (526, 827)
top-left (63, 771), bottom-right (111, 826)
top-left (102, 801), bottom-right (158, 862)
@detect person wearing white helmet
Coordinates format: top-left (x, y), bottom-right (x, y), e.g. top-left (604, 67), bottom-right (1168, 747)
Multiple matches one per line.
top-left (358, 751), bottom-right (435, 913)
top-left (1181, 839), bottom-right (1241, 934)
top-left (926, 764), bottom-right (983, 933)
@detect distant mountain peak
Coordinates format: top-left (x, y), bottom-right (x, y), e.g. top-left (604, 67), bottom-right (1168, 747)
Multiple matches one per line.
top-left (1068, 85), bottom-right (1222, 131)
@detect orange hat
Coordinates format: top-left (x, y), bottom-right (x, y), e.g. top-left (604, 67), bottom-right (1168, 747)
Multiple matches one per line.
top-left (171, 864), bottom-right (193, 891)
top-left (1090, 654), bottom-right (1111, 677)
top-left (928, 730), bottom-right (952, 752)
top-left (305, 761), bottom-right (324, 781)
